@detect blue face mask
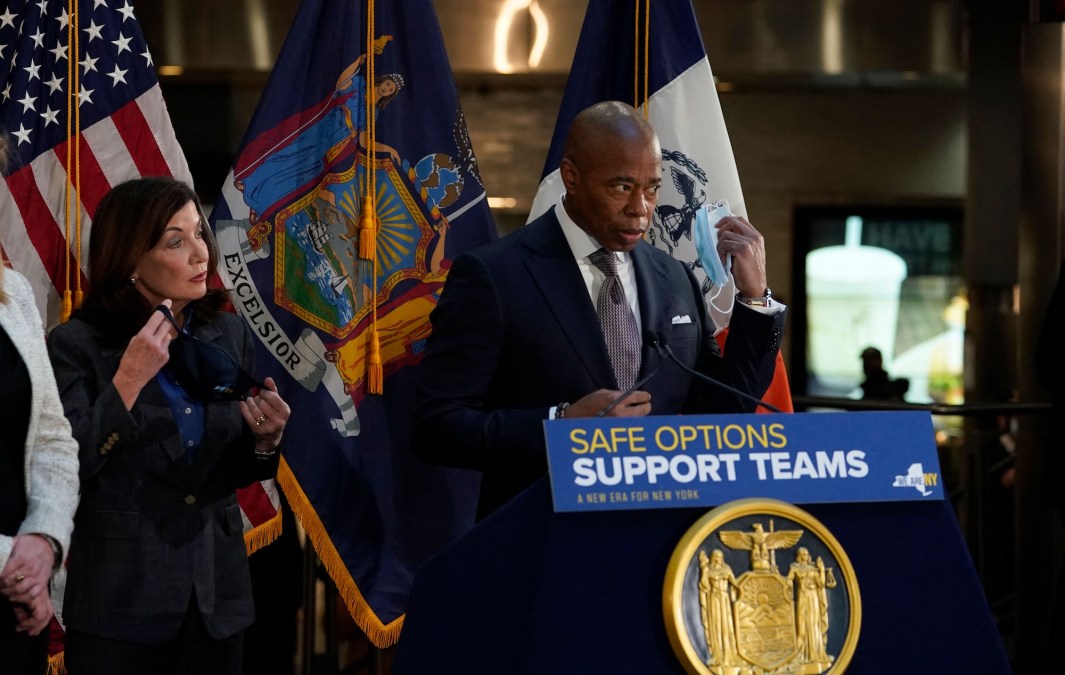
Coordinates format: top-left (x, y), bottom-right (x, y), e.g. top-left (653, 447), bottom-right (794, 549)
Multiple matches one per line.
top-left (156, 305), bottom-right (265, 402)
top-left (693, 201), bottom-right (731, 287)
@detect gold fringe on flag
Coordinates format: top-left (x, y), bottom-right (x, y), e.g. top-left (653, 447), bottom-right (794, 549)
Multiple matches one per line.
top-left (47, 650), bottom-right (66, 675)
top-left (243, 508), bottom-right (283, 555)
top-left (277, 457), bottom-right (404, 647)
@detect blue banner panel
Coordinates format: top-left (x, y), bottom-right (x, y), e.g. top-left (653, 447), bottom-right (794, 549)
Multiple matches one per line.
top-left (544, 411), bottom-right (944, 512)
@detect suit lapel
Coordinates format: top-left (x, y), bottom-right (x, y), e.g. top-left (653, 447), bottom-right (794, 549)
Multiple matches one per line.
top-left (523, 214), bottom-right (617, 387)
top-left (632, 242), bottom-right (670, 379)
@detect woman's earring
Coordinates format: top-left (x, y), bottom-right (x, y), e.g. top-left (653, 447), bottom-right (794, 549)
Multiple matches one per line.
top-left (130, 276), bottom-right (137, 286)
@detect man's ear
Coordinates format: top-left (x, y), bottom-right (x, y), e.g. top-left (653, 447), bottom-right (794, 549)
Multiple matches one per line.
top-left (559, 158), bottom-right (578, 193)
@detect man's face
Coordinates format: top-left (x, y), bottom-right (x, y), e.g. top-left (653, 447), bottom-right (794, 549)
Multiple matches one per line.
top-left (561, 132), bottom-right (662, 252)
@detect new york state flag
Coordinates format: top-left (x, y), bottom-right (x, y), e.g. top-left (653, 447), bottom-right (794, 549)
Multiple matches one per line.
top-left (208, 0), bottom-right (495, 647)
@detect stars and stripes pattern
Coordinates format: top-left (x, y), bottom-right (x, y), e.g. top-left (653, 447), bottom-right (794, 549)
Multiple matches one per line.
top-left (0, 0), bottom-right (189, 327)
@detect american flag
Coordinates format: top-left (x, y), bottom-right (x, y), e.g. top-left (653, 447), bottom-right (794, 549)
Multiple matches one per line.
top-left (0, 0), bottom-right (189, 327)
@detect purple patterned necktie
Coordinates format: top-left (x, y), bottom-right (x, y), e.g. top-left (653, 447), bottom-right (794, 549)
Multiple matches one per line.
top-left (588, 248), bottom-right (641, 390)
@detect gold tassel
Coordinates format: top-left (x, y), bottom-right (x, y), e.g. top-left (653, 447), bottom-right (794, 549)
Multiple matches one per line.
top-left (359, 204), bottom-right (376, 261)
top-left (74, 289), bottom-right (83, 310)
top-left (367, 327), bottom-right (383, 394)
top-left (60, 289), bottom-right (72, 323)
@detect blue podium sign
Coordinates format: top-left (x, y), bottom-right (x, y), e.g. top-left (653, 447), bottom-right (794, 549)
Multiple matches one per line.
top-left (543, 411), bottom-right (944, 512)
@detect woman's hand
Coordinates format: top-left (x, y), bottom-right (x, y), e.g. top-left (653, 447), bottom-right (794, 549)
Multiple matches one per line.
top-left (12, 593), bottom-right (54, 635)
top-left (0, 534), bottom-right (55, 607)
top-left (113, 300), bottom-right (175, 409)
top-left (240, 377), bottom-right (291, 454)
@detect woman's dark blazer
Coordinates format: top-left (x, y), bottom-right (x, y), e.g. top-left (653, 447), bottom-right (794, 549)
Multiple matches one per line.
top-left (47, 311), bottom-right (278, 644)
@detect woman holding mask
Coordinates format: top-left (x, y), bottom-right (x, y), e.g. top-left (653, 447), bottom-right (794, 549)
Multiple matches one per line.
top-left (47, 177), bottom-right (290, 675)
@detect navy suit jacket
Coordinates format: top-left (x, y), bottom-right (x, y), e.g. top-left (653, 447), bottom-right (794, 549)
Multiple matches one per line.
top-left (412, 208), bottom-right (785, 518)
top-left (47, 311), bottom-right (277, 644)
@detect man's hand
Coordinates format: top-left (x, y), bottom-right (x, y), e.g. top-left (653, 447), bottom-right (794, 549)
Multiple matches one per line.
top-left (566, 389), bottom-right (652, 418)
top-left (714, 215), bottom-right (768, 298)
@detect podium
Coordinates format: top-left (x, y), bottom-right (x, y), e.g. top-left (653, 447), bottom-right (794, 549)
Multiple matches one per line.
top-left (392, 477), bottom-right (1012, 674)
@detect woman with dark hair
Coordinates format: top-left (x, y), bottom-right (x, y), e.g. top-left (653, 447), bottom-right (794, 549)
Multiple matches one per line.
top-left (47, 176), bottom-right (290, 674)
top-left (0, 132), bottom-right (81, 675)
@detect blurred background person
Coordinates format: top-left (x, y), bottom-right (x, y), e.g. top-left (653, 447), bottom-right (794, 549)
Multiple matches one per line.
top-left (0, 130), bottom-right (81, 675)
top-left (46, 177), bottom-right (290, 675)
top-left (859, 346), bottom-right (909, 401)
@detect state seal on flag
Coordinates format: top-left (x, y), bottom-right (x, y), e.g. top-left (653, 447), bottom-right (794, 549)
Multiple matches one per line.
top-left (663, 499), bottom-right (861, 675)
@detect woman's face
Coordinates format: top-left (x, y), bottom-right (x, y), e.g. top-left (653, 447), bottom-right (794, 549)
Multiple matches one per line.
top-left (377, 78), bottom-right (397, 98)
top-left (133, 200), bottom-right (209, 314)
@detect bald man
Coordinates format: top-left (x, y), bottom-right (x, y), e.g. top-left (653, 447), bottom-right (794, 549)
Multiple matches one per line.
top-left (412, 101), bottom-right (786, 518)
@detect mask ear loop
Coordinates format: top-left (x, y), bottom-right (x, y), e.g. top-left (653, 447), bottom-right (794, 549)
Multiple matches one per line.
top-left (153, 304), bottom-right (267, 400)
top-left (155, 304), bottom-right (181, 332)
top-left (707, 274), bottom-right (734, 315)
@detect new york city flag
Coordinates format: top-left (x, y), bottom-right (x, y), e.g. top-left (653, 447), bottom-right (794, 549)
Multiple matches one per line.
top-left (529, 0), bottom-right (791, 411)
top-left (208, 0), bottom-right (495, 646)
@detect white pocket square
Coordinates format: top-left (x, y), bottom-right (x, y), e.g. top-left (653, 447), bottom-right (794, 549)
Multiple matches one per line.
top-left (671, 314), bottom-right (692, 324)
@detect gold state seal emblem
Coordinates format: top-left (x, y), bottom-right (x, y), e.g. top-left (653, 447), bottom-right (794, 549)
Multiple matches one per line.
top-left (663, 499), bottom-right (861, 674)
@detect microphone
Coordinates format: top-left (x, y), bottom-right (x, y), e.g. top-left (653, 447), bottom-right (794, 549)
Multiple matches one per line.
top-left (595, 337), bottom-right (664, 417)
top-left (653, 331), bottom-right (783, 413)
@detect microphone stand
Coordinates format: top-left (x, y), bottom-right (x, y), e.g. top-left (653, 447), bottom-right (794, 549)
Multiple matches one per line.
top-left (656, 336), bottom-right (783, 413)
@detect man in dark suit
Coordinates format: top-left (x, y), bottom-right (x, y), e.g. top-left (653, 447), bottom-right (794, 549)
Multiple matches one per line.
top-left (412, 101), bottom-right (786, 519)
